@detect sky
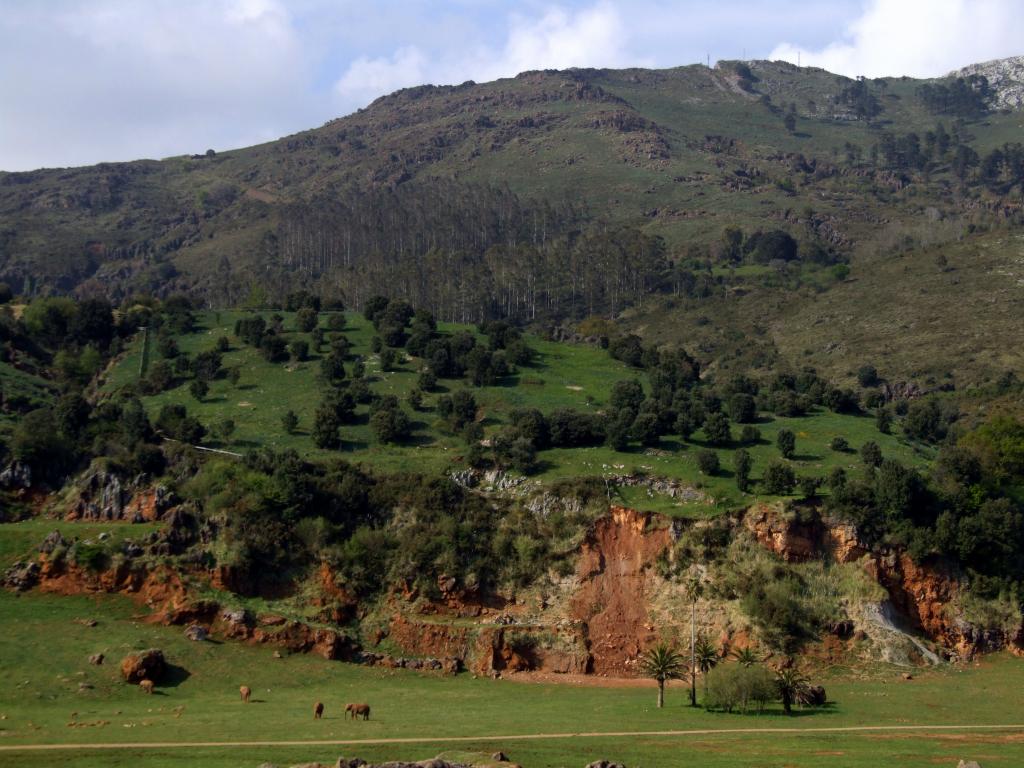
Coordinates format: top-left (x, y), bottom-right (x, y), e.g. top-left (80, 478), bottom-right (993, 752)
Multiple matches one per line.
top-left (1, 0), bottom-right (1021, 172)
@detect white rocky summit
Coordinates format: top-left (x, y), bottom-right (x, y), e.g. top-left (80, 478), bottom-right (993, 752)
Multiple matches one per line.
top-left (951, 55), bottom-right (1024, 110)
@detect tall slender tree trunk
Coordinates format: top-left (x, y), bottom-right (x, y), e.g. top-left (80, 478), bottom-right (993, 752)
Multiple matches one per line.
top-left (690, 600), bottom-right (697, 707)
top-left (657, 680), bottom-right (665, 709)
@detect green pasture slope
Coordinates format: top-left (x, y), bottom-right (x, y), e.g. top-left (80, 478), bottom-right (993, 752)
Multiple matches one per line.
top-left (102, 310), bottom-right (929, 517)
top-left (1, 581), bottom-right (1024, 768)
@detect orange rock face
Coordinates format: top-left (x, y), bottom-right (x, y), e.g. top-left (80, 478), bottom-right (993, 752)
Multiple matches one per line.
top-left (569, 506), bottom-right (673, 675)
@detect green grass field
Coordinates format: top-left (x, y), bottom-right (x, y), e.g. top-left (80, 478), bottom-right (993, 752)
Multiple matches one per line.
top-left (2, 584), bottom-right (1024, 768)
top-left (101, 311), bottom-right (931, 517)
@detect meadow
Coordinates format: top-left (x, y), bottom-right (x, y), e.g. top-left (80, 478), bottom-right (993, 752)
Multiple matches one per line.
top-left (101, 310), bottom-right (930, 517)
top-left (1, 582), bottom-right (1023, 768)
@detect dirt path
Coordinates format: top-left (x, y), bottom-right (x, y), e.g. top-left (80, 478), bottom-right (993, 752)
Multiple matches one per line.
top-left (2, 723), bottom-right (1024, 752)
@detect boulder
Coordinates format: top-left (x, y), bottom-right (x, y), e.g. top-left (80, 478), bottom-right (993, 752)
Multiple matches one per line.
top-left (800, 685), bottom-right (827, 707)
top-left (120, 649), bottom-right (166, 684)
top-left (585, 762), bottom-right (626, 768)
top-left (2, 560), bottom-right (40, 591)
top-left (39, 530), bottom-right (67, 554)
top-left (492, 753), bottom-right (510, 762)
top-left (957, 762), bottom-right (982, 768)
top-left (89, 653), bottom-right (104, 666)
top-left (184, 624), bottom-right (208, 642)
top-left (334, 760), bottom-right (368, 768)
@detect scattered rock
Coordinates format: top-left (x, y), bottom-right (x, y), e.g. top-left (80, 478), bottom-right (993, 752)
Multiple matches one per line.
top-left (78, 682), bottom-right (94, 691)
top-left (0, 462), bottom-right (32, 490)
top-left (88, 653), bottom-right (104, 666)
top-left (585, 762), bottom-right (626, 768)
top-left (902, 673), bottom-right (914, 681)
top-left (492, 752), bottom-right (510, 762)
top-left (184, 624), bottom-right (208, 642)
top-left (957, 761), bottom-right (983, 768)
top-left (39, 530), bottom-right (67, 554)
top-left (2, 560), bottom-right (40, 591)
top-left (139, 679), bottom-right (155, 694)
top-left (120, 649), bottom-right (166, 684)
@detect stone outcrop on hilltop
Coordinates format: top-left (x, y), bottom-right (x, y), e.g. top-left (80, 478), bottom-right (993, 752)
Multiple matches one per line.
top-left (953, 56), bottom-right (1024, 109)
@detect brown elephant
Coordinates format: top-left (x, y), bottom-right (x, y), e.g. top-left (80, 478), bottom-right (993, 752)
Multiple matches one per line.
top-left (240, 685), bottom-right (251, 703)
top-left (139, 679), bottom-right (154, 694)
top-left (345, 702), bottom-right (370, 720)
top-left (314, 701), bottom-right (324, 719)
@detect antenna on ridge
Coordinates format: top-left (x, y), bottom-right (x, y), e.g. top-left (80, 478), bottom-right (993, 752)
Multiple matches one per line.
top-left (706, 53), bottom-right (710, 69)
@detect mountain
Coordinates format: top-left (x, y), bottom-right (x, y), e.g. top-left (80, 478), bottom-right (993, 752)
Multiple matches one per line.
top-left (2, 57), bottom-right (1023, 383)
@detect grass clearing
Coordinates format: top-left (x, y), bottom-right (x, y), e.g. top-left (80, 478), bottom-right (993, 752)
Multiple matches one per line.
top-left (1, 587), bottom-right (1024, 767)
top-left (100, 311), bottom-right (930, 517)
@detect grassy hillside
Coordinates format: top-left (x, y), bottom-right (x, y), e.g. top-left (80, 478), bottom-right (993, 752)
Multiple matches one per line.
top-left (100, 310), bottom-right (929, 517)
top-left (2, 60), bottom-right (1020, 292)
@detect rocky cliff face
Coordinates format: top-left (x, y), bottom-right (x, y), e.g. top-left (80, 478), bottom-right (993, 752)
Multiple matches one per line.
top-left (953, 56), bottom-right (1024, 109)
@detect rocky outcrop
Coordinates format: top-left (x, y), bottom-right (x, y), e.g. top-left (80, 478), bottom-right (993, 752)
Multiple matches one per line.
top-left (120, 649), bottom-right (165, 683)
top-left (0, 462), bottom-right (32, 490)
top-left (953, 56), bottom-right (1024, 110)
top-left (570, 506), bottom-right (673, 675)
top-left (64, 466), bottom-right (175, 523)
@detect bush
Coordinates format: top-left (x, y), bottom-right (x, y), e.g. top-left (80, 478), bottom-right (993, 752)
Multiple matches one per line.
top-left (296, 307), bottom-right (318, 333)
top-left (696, 449), bottom-right (720, 475)
top-left (857, 364), bottom-right (879, 388)
top-left (189, 379), bottom-right (209, 402)
top-left (703, 412), bottom-right (732, 446)
top-left (282, 410), bottom-right (298, 434)
top-left (289, 339), bottom-right (309, 362)
top-left (829, 436), bottom-right (850, 452)
top-left (762, 461), bottom-right (796, 495)
top-left (729, 393), bottom-right (757, 423)
top-left (861, 440), bottom-right (883, 467)
top-left (370, 406), bottom-right (411, 444)
top-left (734, 448), bottom-right (753, 492)
top-left (740, 425), bottom-right (761, 444)
top-left (259, 333), bottom-right (288, 363)
top-left (704, 664), bottom-right (776, 713)
top-left (776, 428), bottom-right (796, 459)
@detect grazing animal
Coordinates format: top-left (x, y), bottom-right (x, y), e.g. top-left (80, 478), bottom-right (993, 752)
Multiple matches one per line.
top-left (345, 702), bottom-right (370, 720)
top-left (240, 685), bottom-right (251, 703)
top-left (314, 701), bottom-right (324, 719)
top-left (139, 679), bottom-right (154, 695)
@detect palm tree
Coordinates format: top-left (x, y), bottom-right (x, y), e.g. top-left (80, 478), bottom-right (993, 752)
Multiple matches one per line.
top-left (684, 575), bottom-right (703, 707)
top-left (775, 667), bottom-right (810, 715)
top-left (693, 636), bottom-right (720, 701)
top-left (732, 646), bottom-right (760, 667)
top-left (639, 644), bottom-right (687, 708)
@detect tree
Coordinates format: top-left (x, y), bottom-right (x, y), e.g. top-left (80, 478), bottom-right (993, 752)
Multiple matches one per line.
top-left (189, 379), bottom-right (209, 402)
top-left (830, 436), bottom-right (849, 452)
top-left (694, 636), bottom-right (720, 701)
top-left (762, 461), bottom-right (796, 495)
top-left (639, 645), bottom-right (687, 709)
top-left (776, 428), bottom-right (796, 459)
top-left (290, 339), bottom-right (309, 362)
top-left (876, 408), bottom-right (892, 434)
top-left (798, 475), bottom-right (821, 499)
top-left (857, 364), bottom-right (879, 388)
top-left (732, 646), bottom-right (761, 667)
top-left (370, 405), bottom-right (411, 444)
top-left (215, 418), bottom-right (235, 441)
top-left (861, 440), bottom-right (883, 467)
top-left (296, 307), bottom-right (318, 333)
top-left (312, 405), bottom-right (341, 449)
top-left (611, 379), bottom-right (645, 412)
top-left (282, 410), bottom-right (299, 434)
top-left (776, 667), bottom-right (810, 715)
top-left (703, 412), bottom-right (732, 446)
top-left (740, 425), bottom-right (761, 444)
top-left (380, 347), bottom-right (398, 371)
top-left (684, 575), bottom-right (703, 707)
top-left (729, 393), bottom-right (757, 423)
top-left (783, 112), bottom-right (797, 133)
top-left (734, 448), bottom-right (753, 492)
top-left (696, 449), bottom-right (720, 475)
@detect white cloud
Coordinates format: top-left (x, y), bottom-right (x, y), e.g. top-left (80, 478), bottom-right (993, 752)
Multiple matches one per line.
top-left (333, 2), bottom-right (646, 104)
top-left (769, 0), bottom-right (1024, 78)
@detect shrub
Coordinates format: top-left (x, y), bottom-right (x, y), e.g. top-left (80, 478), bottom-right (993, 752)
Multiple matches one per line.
top-left (829, 436), bottom-right (850, 452)
top-left (296, 307), bottom-right (318, 333)
top-left (703, 412), bottom-right (732, 446)
top-left (776, 428), bottom-right (796, 459)
top-left (259, 333), bottom-right (288, 363)
top-left (740, 425), bottom-right (762, 444)
top-left (762, 461), bottom-right (796, 495)
top-left (857, 364), bottom-right (879, 388)
top-left (282, 410), bottom-right (298, 434)
top-left (861, 440), bottom-right (883, 467)
top-left (189, 379), bottom-right (209, 402)
top-left (696, 449), bottom-right (720, 475)
top-left (734, 448), bottom-right (753, 492)
top-left (729, 393), bottom-right (757, 423)
top-left (289, 339), bottom-right (309, 362)
top-left (704, 663), bottom-right (776, 713)
top-left (370, 406), bottom-right (411, 444)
